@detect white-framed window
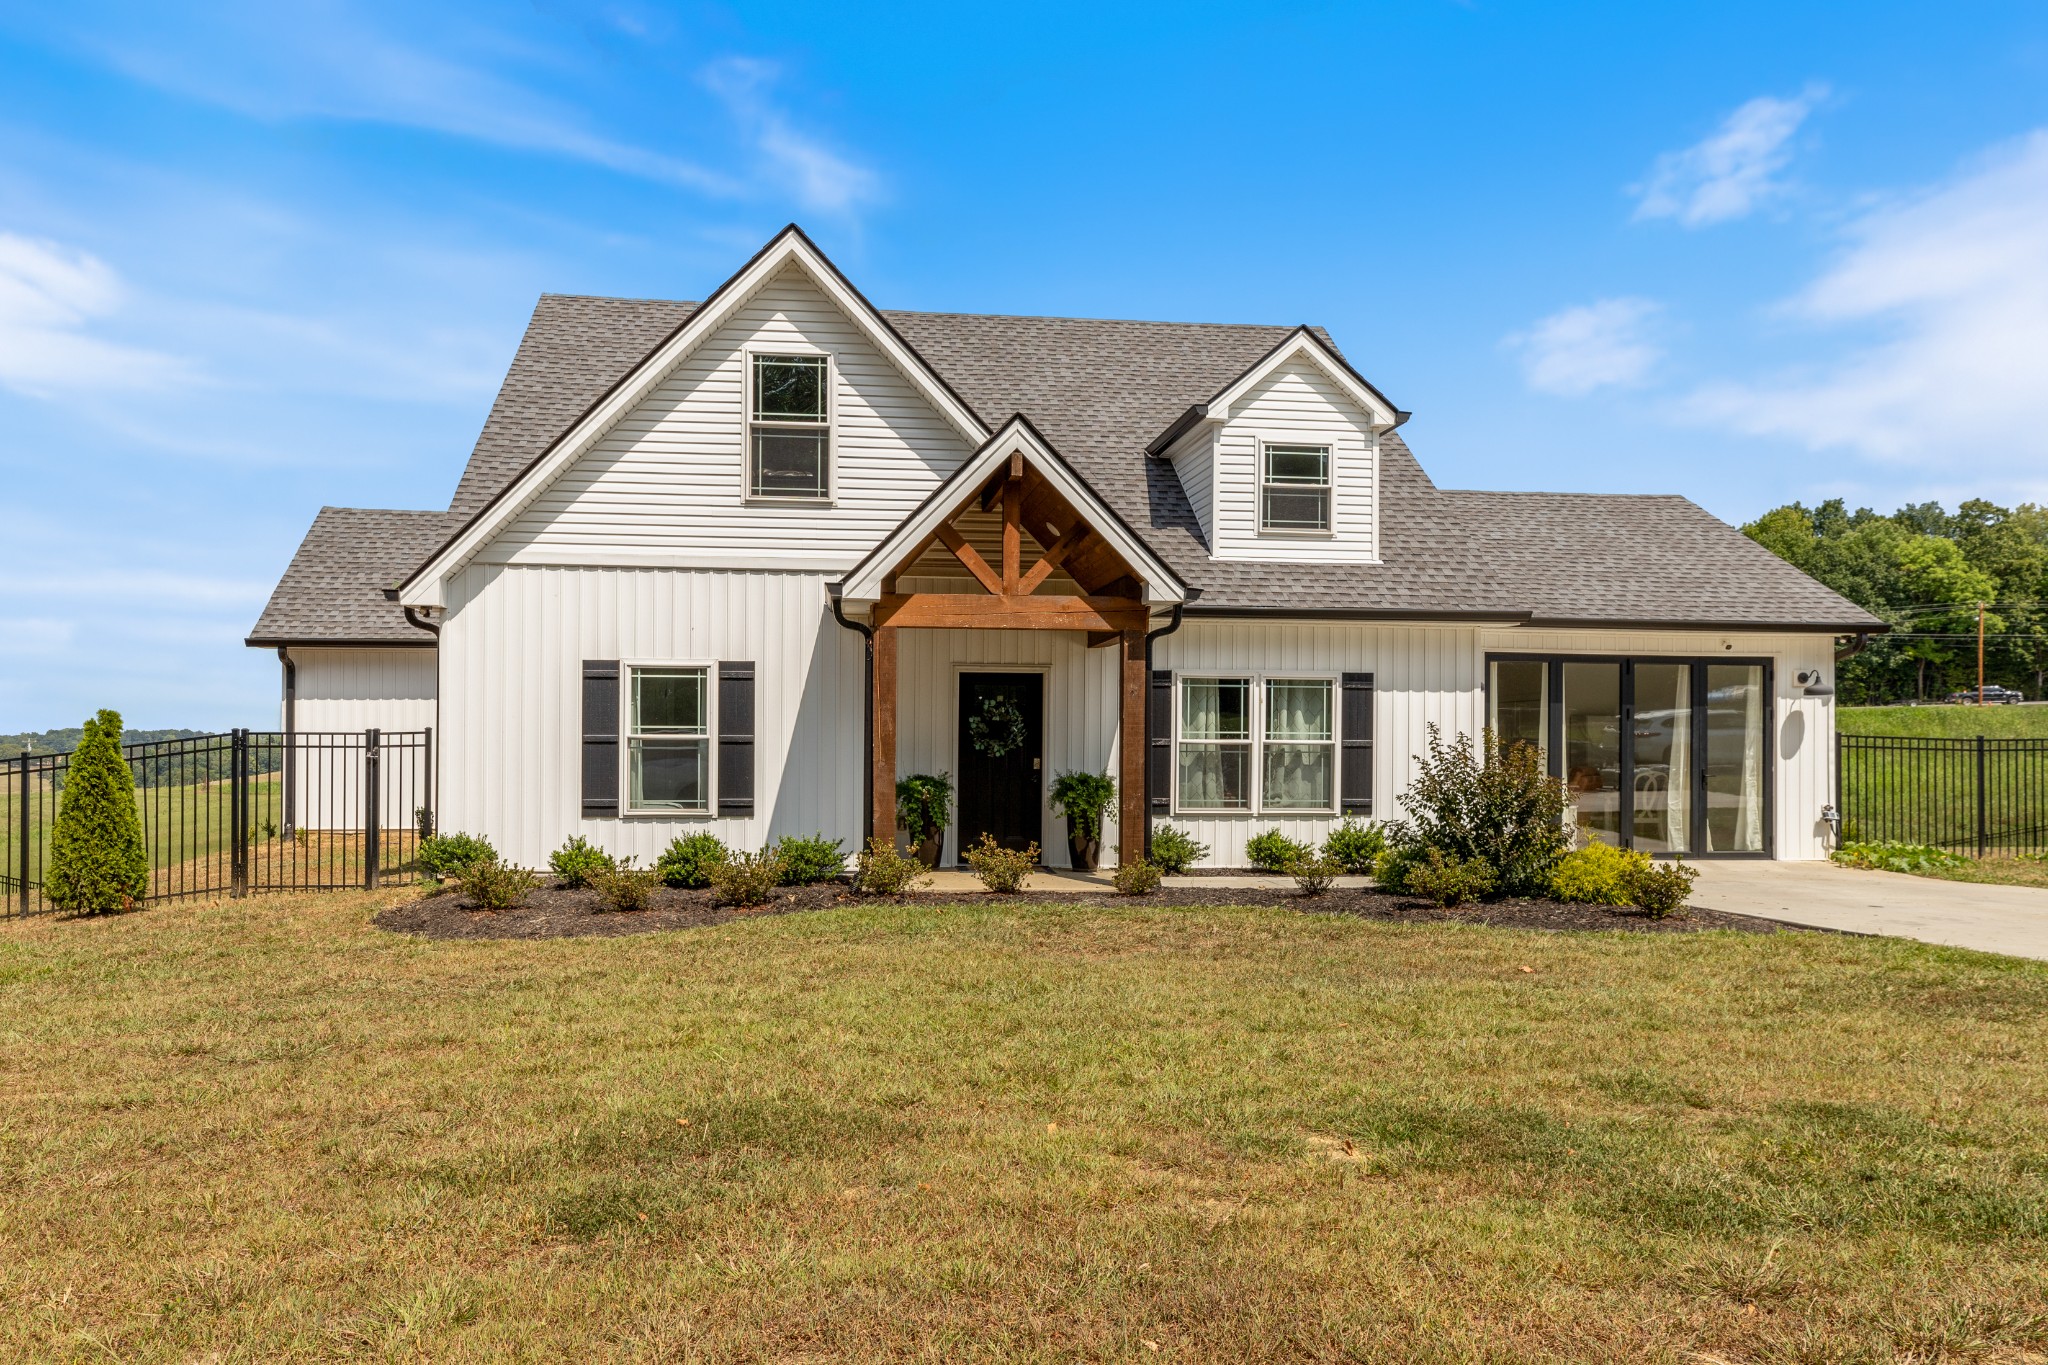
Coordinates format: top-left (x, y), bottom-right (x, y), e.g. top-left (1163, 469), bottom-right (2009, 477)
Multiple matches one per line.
top-left (1174, 673), bottom-right (1339, 814)
top-left (626, 665), bottom-right (711, 812)
top-left (748, 352), bottom-right (831, 500)
top-left (1259, 441), bottom-right (1331, 533)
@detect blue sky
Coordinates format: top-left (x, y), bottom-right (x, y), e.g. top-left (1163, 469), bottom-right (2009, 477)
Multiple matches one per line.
top-left (3, 0), bottom-right (2047, 732)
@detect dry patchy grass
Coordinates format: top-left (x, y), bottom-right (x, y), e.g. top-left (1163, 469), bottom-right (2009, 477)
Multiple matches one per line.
top-left (2, 891), bottom-right (2046, 1362)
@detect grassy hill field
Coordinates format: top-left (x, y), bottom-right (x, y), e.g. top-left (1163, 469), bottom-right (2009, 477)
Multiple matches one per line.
top-left (1838, 704), bottom-right (2048, 739)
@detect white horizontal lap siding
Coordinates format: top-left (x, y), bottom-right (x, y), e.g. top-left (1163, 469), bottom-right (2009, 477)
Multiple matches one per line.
top-left (1478, 627), bottom-right (1835, 860)
top-left (896, 629), bottom-right (1124, 868)
top-left (1168, 432), bottom-right (1215, 547)
top-left (1211, 359), bottom-right (1377, 564)
top-left (1155, 622), bottom-right (1481, 867)
top-left (438, 564), bottom-right (865, 869)
top-left (482, 263), bottom-right (974, 567)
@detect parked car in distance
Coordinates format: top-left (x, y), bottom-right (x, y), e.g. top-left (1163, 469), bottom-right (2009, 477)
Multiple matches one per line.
top-left (1942, 685), bottom-right (2025, 705)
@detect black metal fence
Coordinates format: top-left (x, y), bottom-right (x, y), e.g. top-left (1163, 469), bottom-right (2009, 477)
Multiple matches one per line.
top-left (1838, 733), bottom-right (2048, 856)
top-left (3, 729), bottom-right (432, 917)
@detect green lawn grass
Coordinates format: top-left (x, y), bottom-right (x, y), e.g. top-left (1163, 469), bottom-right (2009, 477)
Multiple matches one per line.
top-left (1840, 703), bottom-right (2048, 738)
top-left (2, 891), bottom-right (2045, 1362)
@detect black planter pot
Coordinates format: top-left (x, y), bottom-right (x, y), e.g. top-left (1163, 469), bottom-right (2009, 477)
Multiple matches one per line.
top-left (913, 833), bottom-right (943, 869)
top-left (1066, 818), bottom-right (1100, 872)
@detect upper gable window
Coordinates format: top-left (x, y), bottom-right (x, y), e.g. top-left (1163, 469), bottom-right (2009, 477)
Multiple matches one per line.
top-left (1260, 442), bottom-right (1331, 534)
top-left (749, 353), bottom-right (830, 500)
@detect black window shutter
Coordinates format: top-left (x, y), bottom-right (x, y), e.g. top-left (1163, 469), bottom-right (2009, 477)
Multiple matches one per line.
top-left (1340, 672), bottom-right (1374, 816)
top-left (718, 661), bottom-right (756, 817)
top-left (1149, 669), bottom-right (1173, 811)
top-left (581, 660), bottom-right (620, 816)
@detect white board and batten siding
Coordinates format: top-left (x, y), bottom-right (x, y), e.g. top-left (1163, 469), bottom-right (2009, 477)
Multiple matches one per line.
top-left (1208, 357), bottom-right (1379, 564)
top-left (480, 262), bottom-right (975, 574)
top-left (438, 564), bottom-right (867, 869)
top-left (282, 648), bottom-right (437, 832)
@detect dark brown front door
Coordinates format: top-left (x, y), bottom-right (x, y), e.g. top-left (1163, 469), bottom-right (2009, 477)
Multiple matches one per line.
top-left (956, 672), bottom-right (1043, 860)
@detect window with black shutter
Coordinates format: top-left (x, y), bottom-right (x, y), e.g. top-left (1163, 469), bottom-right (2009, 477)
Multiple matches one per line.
top-left (1340, 671), bottom-right (1374, 816)
top-left (1149, 669), bottom-right (1173, 811)
top-left (581, 660), bottom-right (620, 816)
top-left (717, 661), bottom-right (756, 817)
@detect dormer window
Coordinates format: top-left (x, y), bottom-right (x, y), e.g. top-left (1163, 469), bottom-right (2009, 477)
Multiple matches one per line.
top-left (1260, 442), bottom-right (1331, 533)
top-left (749, 353), bottom-right (830, 499)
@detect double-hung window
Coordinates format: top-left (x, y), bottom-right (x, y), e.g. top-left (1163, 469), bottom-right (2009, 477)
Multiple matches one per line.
top-left (1177, 677), bottom-right (1252, 810)
top-left (628, 666), bottom-right (710, 812)
top-left (749, 353), bottom-right (830, 499)
top-left (1262, 678), bottom-right (1334, 809)
top-left (1260, 442), bottom-right (1331, 533)
top-left (1175, 675), bottom-right (1337, 813)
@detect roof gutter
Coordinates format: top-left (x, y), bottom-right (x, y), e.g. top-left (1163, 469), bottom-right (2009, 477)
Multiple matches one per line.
top-left (403, 606), bottom-right (441, 638)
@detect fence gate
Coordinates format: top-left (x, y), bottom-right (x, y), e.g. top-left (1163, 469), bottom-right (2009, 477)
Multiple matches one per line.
top-left (4, 729), bottom-right (432, 917)
top-left (1837, 733), bottom-right (2048, 856)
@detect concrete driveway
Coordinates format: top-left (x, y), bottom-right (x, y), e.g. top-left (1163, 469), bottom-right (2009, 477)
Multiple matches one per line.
top-left (1689, 860), bottom-right (2048, 961)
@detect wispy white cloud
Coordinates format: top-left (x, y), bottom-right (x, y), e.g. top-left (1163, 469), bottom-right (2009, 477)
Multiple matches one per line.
top-left (1633, 85), bottom-right (1827, 227)
top-left (701, 57), bottom-right (880, 213)
top-left (0, 232), bottom-right (193, 395)
top-left (1684, 129), bottom-right (2048, 488)
top-left (0, 569), bottom-right (271, 607)
top-left (1504, 297), bottom-right (1662, 396)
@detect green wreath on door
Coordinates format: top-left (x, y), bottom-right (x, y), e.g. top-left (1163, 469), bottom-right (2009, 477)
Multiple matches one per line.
top-left (968, 694), bottom-right (1028, 758)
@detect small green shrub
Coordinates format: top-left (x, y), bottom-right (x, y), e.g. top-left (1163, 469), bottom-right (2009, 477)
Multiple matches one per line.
top-left (1548, 842), bottom-right (1649, 905)
top-left (895, 773), bottom-right (953, 847)
top-left (587, 857), bottom-right (658, 913)
top-left (707, 848), bottom-right (784, 907)
top-left (44, 709), bottom-right (149, 914)
top-left (548, 835), bottom-right (613, 888)
top-left (1049, 770), bottom-right (1117, 845)
top-left (1625, 859), bottom-right (1698, 918)
top-left (773, 833), bottom-right (846, 885)
top-left (656, 832), bottom-right (728, 888)
top-left (1246, 829), bottom-right (1311, 872)
top-left (1403, 849), bottom-right (1497, 908)
top-left (1292, 854), bottom-right (1341, 897)
top-left (853, 836), bottom-right (931, 895)
top-left (1112, 858), bottom-right (1163, 896)
top-left (1832, 840), bottom-right (1968, 874)
top-left (1321, 818), bottom-right (1386, 873)
top-left (1386, 725), bottom-right (1572, 898)
top-left (457, 857), bottom-right (540, 911)
top-left (964, 835), bottom-right (1036, 893)
top-left (417, 832), bottom-right (496, 880)
top-left (1372, 843), bottom-right (1426, 893)
top-left (1148, 824), bottom-right (1208, 874)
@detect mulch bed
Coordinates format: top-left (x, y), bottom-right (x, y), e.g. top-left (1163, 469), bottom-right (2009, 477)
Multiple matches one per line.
top-left (372, 880), bottom-right (1804, 942)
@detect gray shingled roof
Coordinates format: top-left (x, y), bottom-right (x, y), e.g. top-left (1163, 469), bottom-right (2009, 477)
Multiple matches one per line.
top-left (250, 290), bottom-right (1883, 644)
top-left (249, 507), bottom-right (462, 645)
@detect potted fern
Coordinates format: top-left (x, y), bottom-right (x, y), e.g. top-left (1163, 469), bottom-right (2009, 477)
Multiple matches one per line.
top-left (895, 772), bottom-right (953, 868)
top-left (1049, 769), bottom-right (1116, 872)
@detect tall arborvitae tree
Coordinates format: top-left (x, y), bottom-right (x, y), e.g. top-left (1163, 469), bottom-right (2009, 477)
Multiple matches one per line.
top-left (45, 710), bottom-right (149, 913)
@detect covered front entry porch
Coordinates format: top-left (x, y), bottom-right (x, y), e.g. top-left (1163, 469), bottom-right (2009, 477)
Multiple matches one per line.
top-left (836, 417), bottom-right (1187, 868)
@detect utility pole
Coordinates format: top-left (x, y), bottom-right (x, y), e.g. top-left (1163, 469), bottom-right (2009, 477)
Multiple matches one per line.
top-left (1978, 601), bottom-right (1987, 705)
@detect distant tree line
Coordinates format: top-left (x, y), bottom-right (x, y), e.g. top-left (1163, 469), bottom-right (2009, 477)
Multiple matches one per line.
top-left (1744, 498), bottom-right (2048, 705)
top-left (3, 726), bottom-right (281, 788)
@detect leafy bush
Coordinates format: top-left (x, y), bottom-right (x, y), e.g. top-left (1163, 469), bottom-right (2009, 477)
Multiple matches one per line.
top-left (1384, 725), bottom-right (1571, 898)
top-left (656, 832), bottom-right (728, 888)
top-left (964, 835), bottom-right (1037, 892)
top-left (1148, 824), bottom-right (1208, 874)
top-left (1372, 843), bottom-right (1426, 894)
top-left (44, 709), bottom-right (148, 913)
top-left (1402, 849), bottom-right (1497, 907)
top-left (1833, 839), bottom-right (1969, 874)
top-left (1112, 857), bottom-right (1162, 896)
top-left (418, 832), bottom-right (496, 880)
top-left (1626, 860), bottom-right (1698, 919)
top-left (1049, 770), bottom-right (1117, 844)
top-left (707, 848), bottom-right (784, 907)
top-left (587, 857), bottom-right (658, 913)
top-left (895, 773), bottom-right (953, 846)
top-left (548, 835), bottom-right (612, 888)
top-left (1292, 854), bottom-right (1341, 896)
top-left (853, 836), bottom-right (931, 895)
top-left (1548, 843), bottom-right (1649, 905)
top-left (457, 857), bottom-right (540, 911)
top-left (773, 833), bottom-right (846, 885)
top-left (1321, 819), bottom-right (1386, 873)
top-left (1246, 829), bottom-right (1311, 872)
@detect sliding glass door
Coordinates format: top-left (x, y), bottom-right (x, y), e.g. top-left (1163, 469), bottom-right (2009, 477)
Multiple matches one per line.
top-left (1487, 655), bottom-right (1770, 857)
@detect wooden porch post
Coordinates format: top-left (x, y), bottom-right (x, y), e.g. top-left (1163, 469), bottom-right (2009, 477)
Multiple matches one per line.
top-left (1119, 626), bottom-right (1146, 867)
top-left (872, 624), bottom-right (899, 848)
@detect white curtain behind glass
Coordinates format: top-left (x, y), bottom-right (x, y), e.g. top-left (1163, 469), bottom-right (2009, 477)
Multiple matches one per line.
top-left (1736, 667), bottom-right (1763, 850)
top-left (1666, 669), bottom-right (1690, 850)
top-left (1264, 681), bottom-right (1332, 809)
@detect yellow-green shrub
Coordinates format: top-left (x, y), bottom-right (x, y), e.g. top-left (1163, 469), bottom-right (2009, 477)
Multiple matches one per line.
top-left (1548, 843), bottom-right (1651, 905)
